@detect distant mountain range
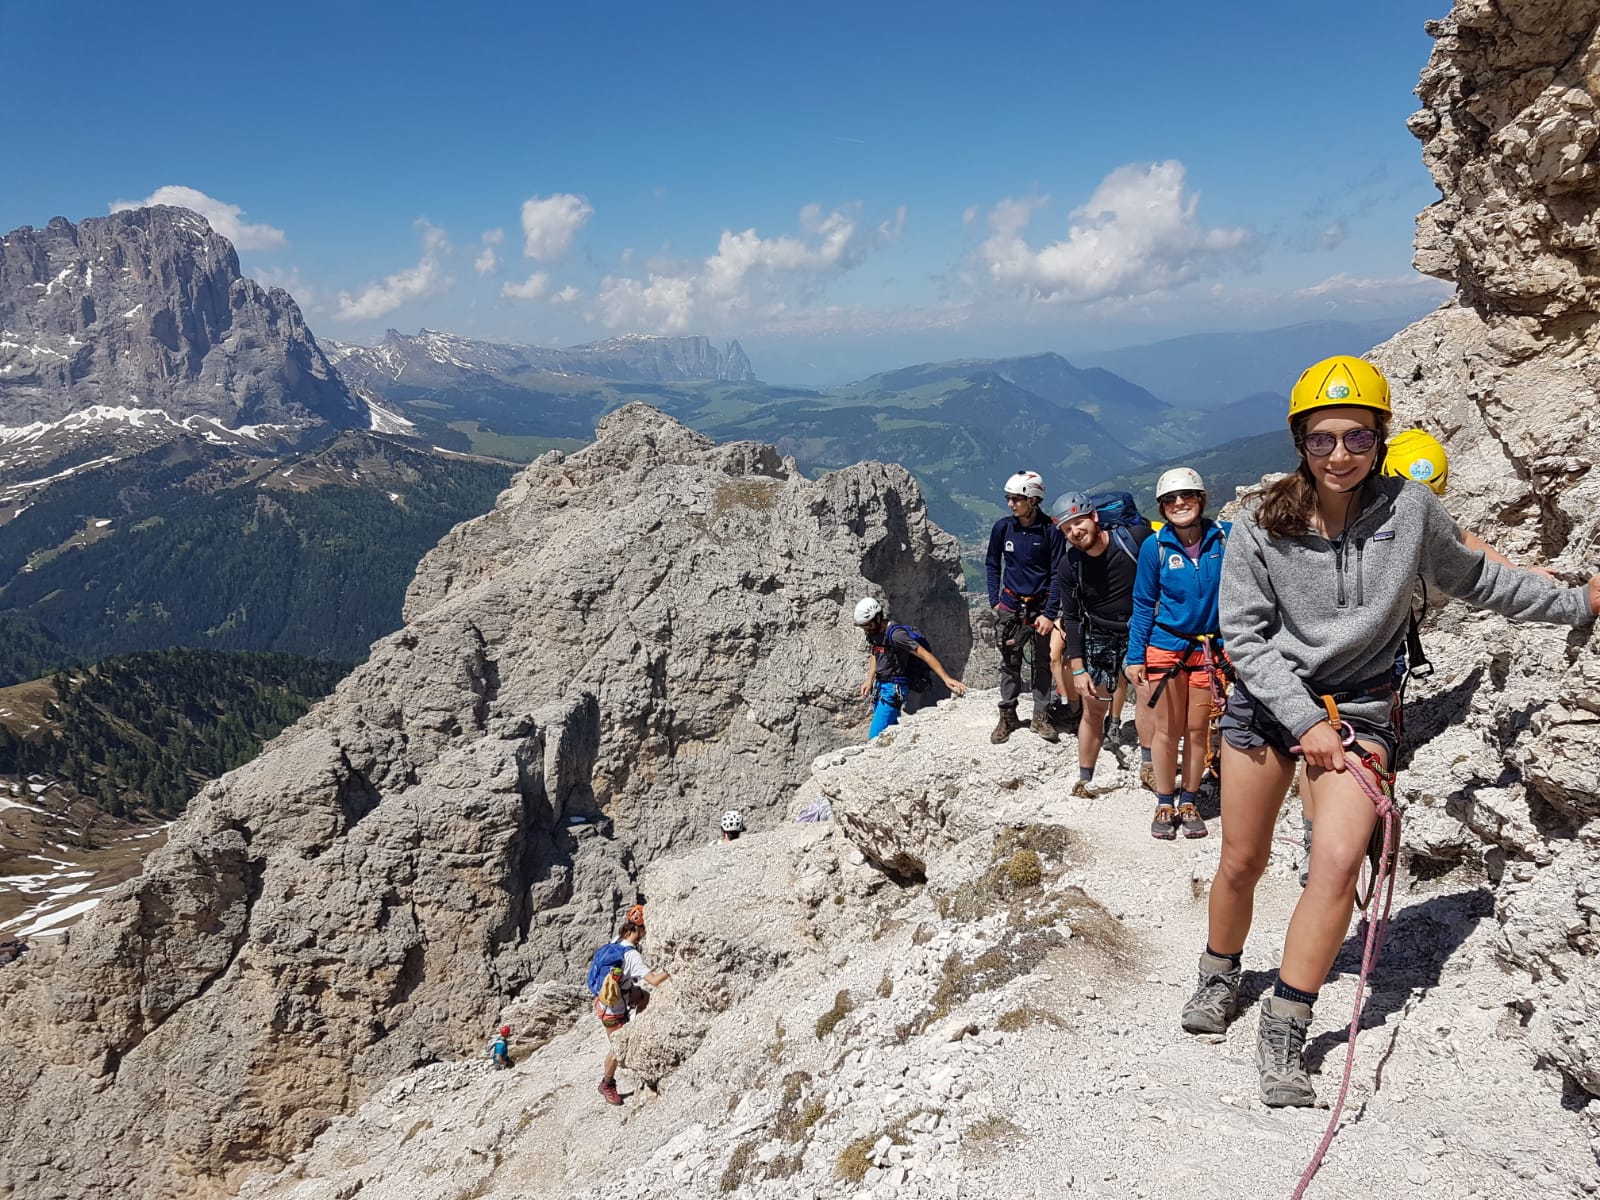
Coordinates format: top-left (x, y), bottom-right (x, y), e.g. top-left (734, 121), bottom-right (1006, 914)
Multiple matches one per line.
top-left (0, 203), bottom-right (1397, 685)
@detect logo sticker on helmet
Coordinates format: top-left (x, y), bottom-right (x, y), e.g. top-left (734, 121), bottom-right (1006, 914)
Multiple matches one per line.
top-left (1167, 553), bottom-right (1184, 570)
top-left (1326, 384), bottom-right (1351, 399)
top-left (1408, 460), bottom-right (1435, 481)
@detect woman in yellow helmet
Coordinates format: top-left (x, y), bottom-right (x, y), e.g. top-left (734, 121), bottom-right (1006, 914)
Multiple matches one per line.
top-left (1177, 356), bottom-right (1600, 1109)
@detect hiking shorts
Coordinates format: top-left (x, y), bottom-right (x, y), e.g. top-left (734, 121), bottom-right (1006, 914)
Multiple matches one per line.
top-left (1144, 645), bottom-right (1227, 692)
top-left (1219, 682), bottom-right (1397, 764)
top-left (1081, 627), bottom-right (1129, 696)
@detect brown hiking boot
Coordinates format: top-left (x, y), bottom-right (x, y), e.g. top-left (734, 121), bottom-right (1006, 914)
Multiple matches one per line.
top-left (1151, 804), bottom-right (1178, 840)
top-left (1177, 802), bottom-right (1208, 839)
top-left (1030, 711), bottom-right (1060, 743)
top-left (598, 1076), bottom-right (622, 1106)
top-left (1138, 761), bottom-right (1157, 792)
top-left (990, 707), bottom-right (1023, 744)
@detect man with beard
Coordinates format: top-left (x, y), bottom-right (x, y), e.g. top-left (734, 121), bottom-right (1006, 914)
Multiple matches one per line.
top-left (1049, 492), bottom-right (1154, 795)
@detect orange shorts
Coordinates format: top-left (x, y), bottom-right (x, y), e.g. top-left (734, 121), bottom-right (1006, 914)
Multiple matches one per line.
top-left (1144, 645), bottom-right (1229, 691)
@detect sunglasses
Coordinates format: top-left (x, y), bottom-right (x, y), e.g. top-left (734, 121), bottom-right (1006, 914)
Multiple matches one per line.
top-left (1158, 490), bottom-right (1203, 505)
top-left (1299, 428), bottom-right (1379, 457)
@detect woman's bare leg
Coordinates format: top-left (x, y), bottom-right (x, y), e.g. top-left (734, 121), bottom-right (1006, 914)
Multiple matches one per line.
top-left (1206, 740), bottom-right (1296, 954)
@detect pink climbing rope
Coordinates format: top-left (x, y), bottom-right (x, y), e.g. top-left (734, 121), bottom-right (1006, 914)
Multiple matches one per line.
top-left (1289, 737), bottom-right (1399, 1200)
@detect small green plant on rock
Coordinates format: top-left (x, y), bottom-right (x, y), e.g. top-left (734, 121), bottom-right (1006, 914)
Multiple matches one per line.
top-left (1002, 848), bottom-right (1042, 888)
top-left (815, 988), bottom-right (855, 1039)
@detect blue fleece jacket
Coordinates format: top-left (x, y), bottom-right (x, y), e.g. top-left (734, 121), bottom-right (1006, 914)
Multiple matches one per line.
top-left (985, 513), bottom-right (1064, 614)
top-left (1125, 519), bottom-right (1231, 665)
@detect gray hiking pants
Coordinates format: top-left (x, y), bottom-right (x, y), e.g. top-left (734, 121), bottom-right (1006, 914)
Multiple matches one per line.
top-left (999, 626), bottom-right (1052, 712)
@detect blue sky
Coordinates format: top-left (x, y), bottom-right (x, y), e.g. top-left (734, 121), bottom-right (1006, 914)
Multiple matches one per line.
top-left (3, 0), bottom-right (1452, 382)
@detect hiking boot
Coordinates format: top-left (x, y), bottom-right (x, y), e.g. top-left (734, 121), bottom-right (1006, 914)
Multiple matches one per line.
top-left (1071, 779), bottom-right (1092, 798)
top-left (1180, 951), bottom-right (1242, 1034)
top-left (1256, 996), bottom-right (1317, 1107)
top-left (990, 707), bottom-right (1023, 744)
top-left (1030, 711), bottom-right (1060, 743)
top-left (598, 1076), bottom-right (623, 1106)
top-left (1177, 802), bottom-right (1208, 839)
top-left (1151, 804), bottom-right (1178, 840)
top-left (1138, 761), bottom-right (1157, 792)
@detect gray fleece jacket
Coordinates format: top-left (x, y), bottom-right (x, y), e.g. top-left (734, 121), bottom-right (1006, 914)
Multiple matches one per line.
top-left (1219, 475), bottom-right (1592, 740)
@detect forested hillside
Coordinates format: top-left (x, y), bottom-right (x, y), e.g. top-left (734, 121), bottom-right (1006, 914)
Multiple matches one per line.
top-left (0, 434), bottom-right (513, 682)
top-left (0, 649), bottom-right (349, 815)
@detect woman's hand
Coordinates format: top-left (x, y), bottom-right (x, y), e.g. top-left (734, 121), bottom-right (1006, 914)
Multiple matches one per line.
top-left (1587, 572), bottom-right (1600, 616)
top-left (858, 679), bottom-right (872, 699)
top-left (1124, 664), bottom-right (1147, 689)
top-left (1296, 720), bottom-right (1348, 772)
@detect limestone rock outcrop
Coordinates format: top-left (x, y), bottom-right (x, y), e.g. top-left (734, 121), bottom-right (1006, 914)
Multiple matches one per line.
top-left (0, 404), bottom-right (969, 1199)
top-left (0, 206), bottom-right (361, 435)
top-left (1367, 0), bottom-right (1600, 1100)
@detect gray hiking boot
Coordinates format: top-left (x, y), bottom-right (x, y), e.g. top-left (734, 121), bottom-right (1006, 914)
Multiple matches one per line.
top-left (1030, 711), bottom-right (1060, 743)
top-left (1180, 951), bottom-right (1241, 1033)
top-left (990, 706), bottom-right (1024, 744)
top-left (1256, 995), bottom-right (1317, 1107)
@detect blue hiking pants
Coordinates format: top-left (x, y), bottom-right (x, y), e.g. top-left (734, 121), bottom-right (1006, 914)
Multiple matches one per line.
top-left (869, 681), bottom-right (907, 739)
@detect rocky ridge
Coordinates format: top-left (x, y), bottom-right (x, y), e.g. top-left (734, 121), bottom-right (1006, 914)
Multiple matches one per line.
top-left (324, 329), bottom-right (756, 392)
top-left (1368, 0), bottom-right (1600, 1100)
top-left (234, 694), bottom-right (1599, 1200)
top-left (0, 403), bottom-right (968, 1199)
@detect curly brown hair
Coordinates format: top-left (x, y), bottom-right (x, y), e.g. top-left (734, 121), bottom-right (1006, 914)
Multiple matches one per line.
top-left (1255, 412), bottom-right (1389, 539)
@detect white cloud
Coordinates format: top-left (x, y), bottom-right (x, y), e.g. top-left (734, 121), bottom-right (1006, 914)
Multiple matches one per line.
top-left (977, 161), bottom-right (1253, 304)
top-left (334, 221), bottom-right (450, 321)
top-left (520, 193), bottom-right (593, 262)
top-left (552, 285), bottom-right (580, 305)
top-left (596, 203), bottom-right (906, 334)
top-left (109, 185), bottom-right (287, 251)
top-left (501, 271), bottom-right (550, 301)
top-left (475, 227), bottom-right (505, 274)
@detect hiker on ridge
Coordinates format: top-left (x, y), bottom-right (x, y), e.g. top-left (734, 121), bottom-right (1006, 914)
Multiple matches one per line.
top-left (1124, 468), bottom-right (1231, 840)
top-left (1179, 355), bottom-right (1600, 1110)
top-left (854, 597), bottom-right (966, 739)
top-left (1285, 427), bottom-right (1563, 886)
top-left (1047, 492), bottom-right (1154, 796)
top-left (591, 917), bottom-right (670, 1106)
top-left (985, 470), bottom-right (1065, 744)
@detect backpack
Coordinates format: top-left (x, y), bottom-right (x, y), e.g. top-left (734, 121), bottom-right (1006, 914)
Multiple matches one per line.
top-left (587, 941), bottom-right (631, 997)
top-left (1086, 490), bottom-right (1149, 537)
top-left (883, 622), bottom-right (935, 692)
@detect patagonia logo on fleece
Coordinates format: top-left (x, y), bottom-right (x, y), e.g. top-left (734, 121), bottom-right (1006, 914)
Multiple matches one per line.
top-left (1167, 553), bottom-right (1184, 570)
top-left (1372, 530), bottom-right (1395, 541)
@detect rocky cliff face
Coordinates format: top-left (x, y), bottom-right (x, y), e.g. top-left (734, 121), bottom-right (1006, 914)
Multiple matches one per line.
top-left (1368, 0), bottom-right (1600, 1100)
top-left (0, 206), bottom-right (363, 450)
top-left (0, 404), bottom-right (968, 1199)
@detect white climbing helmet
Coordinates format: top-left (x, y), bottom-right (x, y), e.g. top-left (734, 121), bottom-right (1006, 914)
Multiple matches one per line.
top-left (1004, 470), bottom-right (1046, 500)
top-left (720, 810), bottom-right (745, 833)
top-left (853, 597), bottom-right (884, 626)
top-left (1155, 467), bottom-right (1205, 502)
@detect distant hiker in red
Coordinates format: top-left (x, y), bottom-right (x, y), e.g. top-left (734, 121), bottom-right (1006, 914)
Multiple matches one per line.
top-left (589, 918), bottom-right (670, 1105)
top-left (489, 1024), bottom-right (512, 1070)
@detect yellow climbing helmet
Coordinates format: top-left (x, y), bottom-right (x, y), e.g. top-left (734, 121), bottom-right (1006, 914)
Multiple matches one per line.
top-left (1287, 356), bottom-right (1392, 425)
top-left (1383, 428), bottom-right (1449, 495)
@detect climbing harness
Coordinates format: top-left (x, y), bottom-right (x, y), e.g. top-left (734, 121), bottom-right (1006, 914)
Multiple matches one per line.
top-left (1286, 701), bottom-right (1401, 1200)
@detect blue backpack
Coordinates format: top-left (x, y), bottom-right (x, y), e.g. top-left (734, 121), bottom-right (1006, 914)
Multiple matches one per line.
top-left (884, 622), bottom-right (935, 692)
top-left (587, 941), bottom-right (631, 995)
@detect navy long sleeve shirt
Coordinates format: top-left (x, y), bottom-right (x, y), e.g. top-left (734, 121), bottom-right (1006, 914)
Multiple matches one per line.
top-left (985, 513), bottom-right (1065, 614)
